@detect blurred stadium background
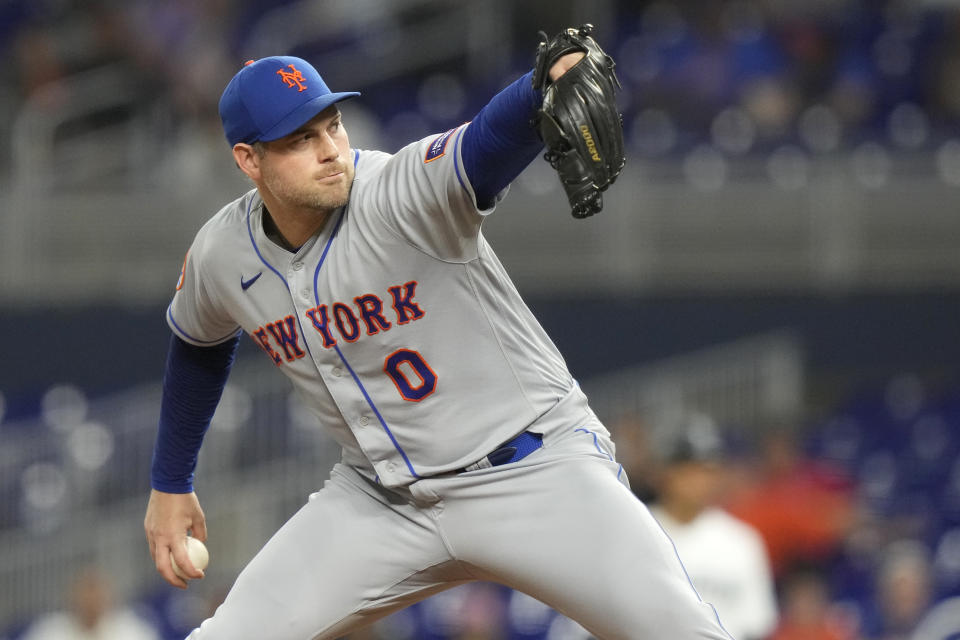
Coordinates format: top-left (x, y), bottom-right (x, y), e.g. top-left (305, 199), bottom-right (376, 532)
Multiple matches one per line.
top-left (2, 0), bottom-right (960, 638)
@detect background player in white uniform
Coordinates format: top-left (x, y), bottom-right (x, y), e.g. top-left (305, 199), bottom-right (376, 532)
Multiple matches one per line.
top-left (648, 414), bottom-right (779, 640)
top-left (143, 41), bottom-right (734, 640)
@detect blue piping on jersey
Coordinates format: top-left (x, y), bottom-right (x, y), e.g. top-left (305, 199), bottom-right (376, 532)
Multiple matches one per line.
top-left (452, 125), bottom-right (470, 198)
top-left (576, 427), bottom-right (626, 483)
top-left (312, 207), bottom-right (347, 303)
top-left (166, 304), bottom-right (240, 345)
top-left (653, 511), bottom-right (703, 600)
top-left (651, 515), bottom-right (735, 639)
top-left (245, 196), bottom-right (288, 288)
top-left (710, 604), bottom-right (734, 640)
top-left (310, 201), bottom-right (421, 480)
top-left (333, 344), bottom-right (420, 479)
top-left (575, 427), bottom-right (732, 633)
top-left (245, 195), bottom-right (316, 361)
top-left (574, 427), bottom-right (614, 461)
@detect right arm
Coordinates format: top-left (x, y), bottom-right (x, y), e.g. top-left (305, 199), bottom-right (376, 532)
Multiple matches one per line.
top-left (364, 55), bottom-right (586, 260)
top-left (461, 52), bottom-right (587, 209)
top-left (144, 333), bottom-right (239, 588)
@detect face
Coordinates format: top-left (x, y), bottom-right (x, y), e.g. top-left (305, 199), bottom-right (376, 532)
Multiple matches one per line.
top-left (662, 461), bottom-right (723, 511)
top-left (70, 569), bottom-right (111, 629)
top-left (245, 106), bottom-right (354, 214)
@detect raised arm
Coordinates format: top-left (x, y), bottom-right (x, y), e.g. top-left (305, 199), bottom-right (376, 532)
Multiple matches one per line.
top-left (461, 52), bottom-right (585, 209)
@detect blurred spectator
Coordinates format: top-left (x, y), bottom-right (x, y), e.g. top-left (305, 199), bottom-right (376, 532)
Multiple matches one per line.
top-left (648, 412), bottom-right (778, 640)
top-left (859, 540), bottom-right (935, 640)
top-left (769, 563), bottom-right (858, 640)
top-left (928, 12), bottom-right (960, 125)
top-left (621, 1), bottom-right (798, 147)
top-left (609, 412), bottom-right (658, 503)
top-left (20, 565), bottom-right (159, 640)
top-left (452, 582), bottom-right (506, 640)
top-left (7, 1), bottom-right (151, 100)
top-left (118, 0), bottom-right (234, 125)
top-left (725, 427), bottom-right (857, 578)
top-left (908, 595), bottom-right (960, 640)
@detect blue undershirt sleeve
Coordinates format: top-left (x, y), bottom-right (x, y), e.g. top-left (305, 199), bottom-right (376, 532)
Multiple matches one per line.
top-left (150, 333), bottom-right (240, 493)
top-left (461, 70), bottom-right (544, 209)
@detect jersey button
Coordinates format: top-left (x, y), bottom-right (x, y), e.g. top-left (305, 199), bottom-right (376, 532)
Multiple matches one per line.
top-left (332, 367), bottom-right (344, 377)
top-left (386, 462), bottom-right (397, 473)
top-left (359, 415), bottom-right (370, 426)
top-left (292, 261), bottom-right (303, 271)
top-left (301, 287), bottom-right (311, 299)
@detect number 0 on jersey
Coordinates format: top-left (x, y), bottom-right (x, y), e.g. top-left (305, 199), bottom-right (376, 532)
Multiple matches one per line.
top-left (384, 349), bottom-right (438, 401)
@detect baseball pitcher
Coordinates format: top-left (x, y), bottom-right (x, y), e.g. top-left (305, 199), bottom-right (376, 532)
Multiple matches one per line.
top-left (144, 26), bottom-right (732, 640)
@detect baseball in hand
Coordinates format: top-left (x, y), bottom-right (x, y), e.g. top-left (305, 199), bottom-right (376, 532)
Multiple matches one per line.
top-left (170, 537), bottom-right (209, 580)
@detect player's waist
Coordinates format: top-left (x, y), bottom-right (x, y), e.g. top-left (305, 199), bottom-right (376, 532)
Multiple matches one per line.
top-left (347, 384), bottom-right (595, 486)
top-left (441, 384), bottom-right (594, 474)
top-left (455, 430), bottom-right (544, 473)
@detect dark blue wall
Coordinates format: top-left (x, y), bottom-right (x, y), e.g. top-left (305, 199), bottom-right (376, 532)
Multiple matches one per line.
top-left (528, 291), bottom-right (960, 379)
top-left (2, 291), bottom-right (958, 419)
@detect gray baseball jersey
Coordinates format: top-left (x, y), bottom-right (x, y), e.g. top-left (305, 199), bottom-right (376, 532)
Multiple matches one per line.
top-left (172, 125), bottom-right (733, 639)
top-left (169, 124), bottom-right (591, 487)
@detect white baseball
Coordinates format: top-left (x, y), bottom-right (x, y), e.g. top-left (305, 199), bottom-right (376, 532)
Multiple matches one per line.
top-left (170, 536), bottom-right (209, 580)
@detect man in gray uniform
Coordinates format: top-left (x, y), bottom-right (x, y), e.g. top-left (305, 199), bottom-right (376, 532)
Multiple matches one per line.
top-left (143, 45), bottom-right (733, 639)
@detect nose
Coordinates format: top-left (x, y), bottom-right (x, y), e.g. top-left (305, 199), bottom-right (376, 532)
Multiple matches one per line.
top-left (316, 132), bottom-right (339, 163)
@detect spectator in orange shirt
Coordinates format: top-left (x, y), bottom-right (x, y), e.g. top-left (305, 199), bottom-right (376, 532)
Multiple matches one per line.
top-left (769, 564), bottom-right (858, 640)
top-left (725, 428), bottom-right (856, 577)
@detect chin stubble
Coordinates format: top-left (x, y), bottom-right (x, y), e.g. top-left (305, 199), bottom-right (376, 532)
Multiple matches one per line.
top-left (265, 168), bottom-right (353, 213)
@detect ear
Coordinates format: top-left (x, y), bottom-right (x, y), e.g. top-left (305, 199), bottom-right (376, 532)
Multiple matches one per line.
top-left (232, 143), bottom-right (261, 181)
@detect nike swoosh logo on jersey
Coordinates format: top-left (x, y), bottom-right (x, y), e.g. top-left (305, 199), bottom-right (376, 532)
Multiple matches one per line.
top-left (241, 272), bottom-right (263, 291)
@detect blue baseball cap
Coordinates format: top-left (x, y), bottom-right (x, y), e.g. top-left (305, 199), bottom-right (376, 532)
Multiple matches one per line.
top-left (218, 56), bottom-right (360, 146)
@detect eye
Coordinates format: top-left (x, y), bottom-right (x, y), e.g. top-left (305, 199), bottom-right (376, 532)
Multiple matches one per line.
top-left (290, 132), bottom-right (313, 146)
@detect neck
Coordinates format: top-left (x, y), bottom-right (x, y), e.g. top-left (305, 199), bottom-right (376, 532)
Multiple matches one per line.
top-left (660, 500), bottom-right (703, 525)
top-left (260, 198), bottom-right (336, 251)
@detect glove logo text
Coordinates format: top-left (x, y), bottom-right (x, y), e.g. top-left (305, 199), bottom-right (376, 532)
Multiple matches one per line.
top-left (579, 125), bottom-right (601, 162)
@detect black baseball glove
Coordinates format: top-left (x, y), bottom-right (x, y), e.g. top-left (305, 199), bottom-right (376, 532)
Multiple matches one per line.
top-left (532, 24), bottom-right (626, 219)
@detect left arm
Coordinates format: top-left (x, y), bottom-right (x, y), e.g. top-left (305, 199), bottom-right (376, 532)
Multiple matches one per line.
top-left (145, 333), bottom-right (238, 588)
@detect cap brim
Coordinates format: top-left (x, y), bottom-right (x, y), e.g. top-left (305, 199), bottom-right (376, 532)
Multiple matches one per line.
top-left (258, 91), bottom-right (360, 142)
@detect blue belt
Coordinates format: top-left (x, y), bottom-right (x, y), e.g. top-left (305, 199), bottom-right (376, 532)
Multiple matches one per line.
top-left (458, 431), bottom-right (543, 473)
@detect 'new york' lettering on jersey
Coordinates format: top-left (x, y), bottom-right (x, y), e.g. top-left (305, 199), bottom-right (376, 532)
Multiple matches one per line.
top-left (268, 281), bottom-right (425, 358)
top-left (166, 124), bottom-right (597, 487)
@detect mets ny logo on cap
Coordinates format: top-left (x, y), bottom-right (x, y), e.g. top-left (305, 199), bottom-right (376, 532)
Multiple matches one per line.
top-left (277, 64), bottom-right (307, 92)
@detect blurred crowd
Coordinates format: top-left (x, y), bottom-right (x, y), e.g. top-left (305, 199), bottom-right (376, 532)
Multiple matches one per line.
top-left (337, 373), bottom-right (960, 640)
top-left (611, 374), bottom-right (960, 640)
top-left (3, 0), bottom-right (960, 179)
top-left (8, 373), bottom-right (960, 639)
top-left (4, 0), bottom-right (960, 638)
top-left (614, 0), bottom-right (960, 155)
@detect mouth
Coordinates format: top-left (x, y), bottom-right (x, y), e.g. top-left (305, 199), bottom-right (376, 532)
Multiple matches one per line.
top-left (317, 171), bottom-right (344, 183)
